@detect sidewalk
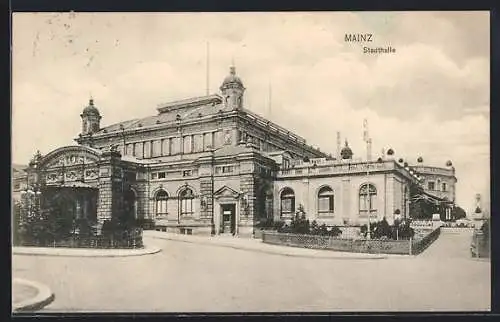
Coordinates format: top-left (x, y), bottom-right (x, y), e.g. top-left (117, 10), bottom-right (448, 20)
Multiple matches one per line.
top-left (144, 231), bottom-right (387, 260)
top-left (12, 243), bottom-right (162, 258)
top-left (12, 278), bottom-right (55, 312)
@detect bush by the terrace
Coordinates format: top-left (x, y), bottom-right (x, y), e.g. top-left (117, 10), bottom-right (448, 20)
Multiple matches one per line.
top-left (290, 212), bottom-right (310, 235)
top-left (273, 220), bottom-right (286, 231)
top-left (372, 217), bottom-right (393, 239)
top-left (310, 221), bottom-right (342, 237)
top-left (360, 222), bottom-right (376, 238)
top-left (392, 218), bottom-right (415, 240)
top-left (361, 218), bottom-right (415, 240)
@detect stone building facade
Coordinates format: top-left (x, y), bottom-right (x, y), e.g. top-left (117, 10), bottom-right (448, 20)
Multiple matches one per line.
top-left (12, 66), bottom-right (458, 237)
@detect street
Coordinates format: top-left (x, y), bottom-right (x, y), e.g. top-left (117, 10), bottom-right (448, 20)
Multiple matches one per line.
top-left (12, 229), bottom-right (490, 312)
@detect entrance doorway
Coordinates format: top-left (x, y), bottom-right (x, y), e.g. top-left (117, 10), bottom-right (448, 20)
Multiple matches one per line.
top-left (220, 204), bottom-right (236, 235)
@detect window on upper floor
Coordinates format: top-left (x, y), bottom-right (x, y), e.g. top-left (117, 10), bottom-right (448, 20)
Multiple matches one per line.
top-left (428, 182), bottom-right (435, 191)
top-left (183, 170), bottom-right (192, 177)
top-left (14, 182), bottom-right (20, 190)
top-left (442, 183), bottom-right (447, 192)
top-left (283, 158), bottom-right (290, 169)
top-left (158, 172), bottom-right (166, 179)
top-left (222, 166), bottom-right (234, 174)
top-left (151, 173), bottom-right (158, 180)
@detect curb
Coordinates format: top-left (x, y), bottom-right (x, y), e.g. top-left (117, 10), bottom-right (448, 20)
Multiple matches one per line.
top-left (12, 278), bottom-right (55, 312)
top-left (146, 234), bottom-right (387, 260)
top-left (12, 245), bottom-right (162, 258)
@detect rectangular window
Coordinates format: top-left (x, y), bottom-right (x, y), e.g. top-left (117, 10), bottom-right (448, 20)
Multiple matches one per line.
top-left (281, 198), bottom-right (295, 214)
top-left (183, 136), bottom-right (192, 154)
top-left (182, 170), bottom-right (192, 177)
top-left (151, 173), bottom-right (158, 180)
top-left (158, 172), bottom-right (166, 179)
top-left (134, 142), bottom-right (143, 158)
top-left (193, 134), bottom-right (203, 152)
top-left (126, 144), bottom-right (133, 156)
top-left (171, 137), bottom-right (180, 155)
top-left (181, 199), bottom-right (194, 216)
top-left (203, 132), bottom-right (213, 151)
top-left (161, 139), bottom-right (169, 156)
top-left (14, 182), bottom-right (20, 190)
top-left (442, 183), bottom-right (447, 191)
top-left (144, 141), bottom-right (151, 158)
top-left (428, 182), bottom-right (435, 191)
top-left (318, 196), bottom-right (334, 213)
top-left (222, 166), bottom-right (233, 173)
top-left (152, 140), bottom-right (162, 157)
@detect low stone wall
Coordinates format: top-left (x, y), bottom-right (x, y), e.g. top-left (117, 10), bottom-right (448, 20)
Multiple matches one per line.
top-left (262, 227), bottom-right (441, 255)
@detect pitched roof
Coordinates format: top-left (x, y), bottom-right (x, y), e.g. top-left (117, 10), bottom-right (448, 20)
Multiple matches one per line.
top-left (96, 96), bottom-right (228, 135)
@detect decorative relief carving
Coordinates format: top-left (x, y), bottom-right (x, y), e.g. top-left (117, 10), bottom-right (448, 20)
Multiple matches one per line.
top-left (46, 153), bottom-right (98, 168)
top-left (46, 172), bottom-right (59, 182)
top-left (66, 171), bottom-right (77, 180)
top-left (85, 169), bottom-right (98, 178)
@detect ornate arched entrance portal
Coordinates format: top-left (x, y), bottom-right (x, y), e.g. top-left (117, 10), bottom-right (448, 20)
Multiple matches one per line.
top-left (43, 184), bottom-right (99, 236)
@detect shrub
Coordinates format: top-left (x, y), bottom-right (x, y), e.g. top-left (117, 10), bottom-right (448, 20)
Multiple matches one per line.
top-left (273, 220), bottom-right (285, 231)
top-left (310, 220), bottom-right (319, 235)
top-left (360, 223), bottom-right (376, 238)
top-left (372, 217), bottom-right (392, 239)
top-left (328, 225), bottom-right (342, 237)
top-left (291, 212), bottom-right (310, 235)
top-left (396, 220), bottom-right (415, 240)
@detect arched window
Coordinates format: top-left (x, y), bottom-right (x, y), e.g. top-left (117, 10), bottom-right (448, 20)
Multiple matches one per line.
top-left (359, 183), bottom-right (377, 215)
top-left (318, 186), bottom-right (334, 215)
top-left (179, 187), bottom-right (195, 217)
top-left (155, 190), bottom-right (168, 218)
top-left (280, 188), bottom-right (295, 217)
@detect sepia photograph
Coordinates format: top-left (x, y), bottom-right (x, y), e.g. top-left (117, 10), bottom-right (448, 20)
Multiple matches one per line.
top-left (11, 11), bottom-right (490, 313)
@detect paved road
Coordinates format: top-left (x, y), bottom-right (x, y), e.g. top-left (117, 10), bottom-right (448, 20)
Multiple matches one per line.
top-left (12, 229), bottom-right (490, 312)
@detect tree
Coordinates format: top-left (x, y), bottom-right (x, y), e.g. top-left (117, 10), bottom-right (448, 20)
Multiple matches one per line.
top-left (396, 220), bottom-right (415, 240)
top-left (12, 200), bottom-right (23, 246)
top-left (451, 206), bottom-right (467, 220)
top-left (372, 217), bottom-right (392, 239)
top-left (328, 225), bottom-right (342, 237)
top-left (310, 220), bottom-right (319, 235)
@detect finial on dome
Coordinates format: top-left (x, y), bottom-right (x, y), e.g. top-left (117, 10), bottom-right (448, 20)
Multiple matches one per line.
top-left (89, 97), bottom-right (94, 106)
top-left (230, 65), bottom-right (236, 75)
top-left (341, 139), bottom-right (353, 160)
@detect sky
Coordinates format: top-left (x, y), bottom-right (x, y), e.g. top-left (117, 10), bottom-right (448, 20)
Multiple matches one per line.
top-left (11, 12), bottom-right (490, 214)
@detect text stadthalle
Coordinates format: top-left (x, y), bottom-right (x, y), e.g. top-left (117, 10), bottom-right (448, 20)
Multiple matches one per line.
top-left (363, 46), bottom-right (396, 54)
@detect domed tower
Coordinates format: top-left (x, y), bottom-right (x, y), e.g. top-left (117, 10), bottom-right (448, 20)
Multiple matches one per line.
top-left (340, 139), bottom-right (353, 161)
top-left (80, 98), bottom-right (101, 135)
top-left (220, 65), bottom-right (245, 110)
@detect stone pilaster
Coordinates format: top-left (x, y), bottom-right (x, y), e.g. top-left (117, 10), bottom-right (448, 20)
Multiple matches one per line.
top-left (239, 175), bottom-right (255, 219)
top-left (96, 149), bottom-right (124, 225)
top-left (200, 179), bottom-right (214, 220)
